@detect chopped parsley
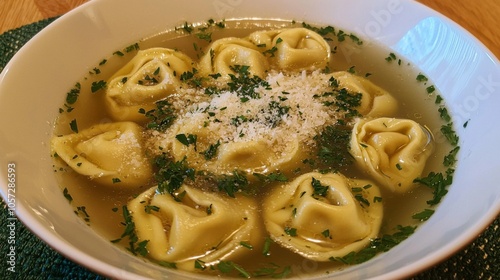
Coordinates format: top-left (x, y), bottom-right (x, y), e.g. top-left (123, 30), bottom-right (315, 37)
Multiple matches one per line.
top-left (263, 100), bottom-right (290, 128)
top-left (111, 206), bottom-right (144, 256)
top-left (144, 205), bottom-right (160, 214)
top-left (175, 133), bottom-right (197, 150)
top-left (240, 241), bottom-right (253, 250)
top-left (201, 140), bottom-right (221, 160)
top-left (440, 123), bottom-right (459, 146)
top-left (154, 155), bottom-right (195, 197)
top-left (314, 124), bottom-right (353, 170)
top-left (140, 100), bottom-right (177, 131)
top-left (262, 237), bottom-right (272, 256)
top-left (412, 209), bottom-right (435, 221)
top-left (333, 225), bottom-right (416, 264)
top-left (216, 170), bottom-right (249, 198)
top-left (253, 171), bottom-right (288, 183)
top-left (443, 146), bottom-right (460, 167)
top-left (65, 82), bottom-right (81, 105)
top-left (177, 22), bottom-right (194, 34)
top-left (125, 43), bottom-right (140, 53)
top-left (438, 107), bottom-right (451, 122)
top-left (311, 177), bottom-right (329, 197)
top-left (91, 80), bottom-right (107, 93)
top-left (284, 227), bottom-right (298, 237)
top-left (414, 171), bottom-right (453, 206)
top-left (75, 206), bottom-right (90, 223)
top-left (195, 32), bottom-right (212, 42)
top-left (263, 37), bottom-right (283, 57)
top-left (63, 188), bottom-right (73, 202)
top-left (217, 261), bottom-right (251, 278)
top-left (227, 65), bottom-right (270, 102)
top-left (385, 52), bottom-right (397, 62)
top-left (69, 119), bottom-right (78, 133)
top-left (253, 264), bottom-right (292, 278)
top-left (416, 73), bottom-right (428, 82)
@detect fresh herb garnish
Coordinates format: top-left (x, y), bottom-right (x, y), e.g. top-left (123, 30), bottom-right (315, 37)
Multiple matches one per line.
top-left (253, 264), bottom-right (292, 278)
top-left (333, 225), bottom-right (416, 264)
top-left (201, 140), bottom-right (221, 160)
top-left (314, 124), bottom-right (353, 170)
top-left (69, 119), bottom-right (78, 133)
top-left (263, 100), bottom-right (290, 128)
top-left (227, 65), bottom-right (270, 101)
top-left (125, 43), bottom-right (140, 53)
top-left (284, 227), bottom-right (298, 237)
top-left (154, 155), bottom-right (195, 197)
top-left (262, 237), bottom-right (272, 256)
top-left (63, 188), bottom-right (73, 202)
top-left (412, 209), bottom-right (435, 221)
top-left (443, 146), bottom-right (460, 167)
top-left (240, 241), bottom-right (253, 250)
top-left (175, 133), bottom-right (198, 150)
top-left (91, 80), bottom-right (107, 93)
top-left (216, 170), bottom-right (249, 198)
top-left (144, 205), bottom-right (160, 214)
top-left (263, 37), bottom-right (283, 57)
top-left (111, 206), bottom-right (144, 256)
top-left (218, 261), bottom-right (252, 278)
top-left (414, 171), bottom-right (453, 206)
top-left (438, 107), bottom-right (451, 122)
top-left (440, 123), bottom-right (459, 146)
top-left (65, 82), bottom-right (81, 105)
top-left (311, 177), bottom-right (329, 197)
top-left (253, 171), bottom-right (288, 183)
top-left (416, 73), bottom-right (428, 82)
top-left (139, 100), bottom-right (177, 131)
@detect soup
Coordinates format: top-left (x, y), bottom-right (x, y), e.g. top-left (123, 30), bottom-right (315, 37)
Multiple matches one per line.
top-left (50, 19), bottom-right (458, 278)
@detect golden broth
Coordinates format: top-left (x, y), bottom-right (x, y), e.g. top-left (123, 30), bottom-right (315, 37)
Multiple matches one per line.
top-left (51, 19), bottom-right (453, 278)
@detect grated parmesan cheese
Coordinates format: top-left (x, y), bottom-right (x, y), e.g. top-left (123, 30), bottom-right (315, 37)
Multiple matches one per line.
top-left (147, 70), bottom-right (351, 160)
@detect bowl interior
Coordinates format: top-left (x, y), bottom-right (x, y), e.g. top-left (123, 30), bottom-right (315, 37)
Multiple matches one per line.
top-left (0, 0), bottom-right (499, 279)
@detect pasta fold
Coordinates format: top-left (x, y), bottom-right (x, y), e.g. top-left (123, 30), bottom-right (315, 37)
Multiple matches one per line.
top-left (198, 37), bottom-right (269, 81)
top-left (105, 48), bottom-right (194, 122)
top-left (331, 71), bottom-right (398, 117)
top-left (51, 122), bottom-right (153, 188)
top-left (263, 172), bottom-right (383, 261)
top-left (128, 186), bottom-right (261, 270)
top-left (164, 115), bottom-right (305, 176)
top-left (350, 117), bottom-right (434, 193)
top-left (248, 28), bottom-right (330, 71)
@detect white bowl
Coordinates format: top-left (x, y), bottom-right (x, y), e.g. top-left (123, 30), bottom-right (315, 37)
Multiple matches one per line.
top-left (0, 0), bottom-right (499, 279)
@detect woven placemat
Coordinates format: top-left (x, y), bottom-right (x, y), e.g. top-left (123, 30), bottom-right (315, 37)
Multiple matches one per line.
top-left (0, 18), bottom-right (499, 280)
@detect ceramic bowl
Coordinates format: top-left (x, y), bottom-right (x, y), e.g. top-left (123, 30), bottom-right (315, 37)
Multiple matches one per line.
top-left (0, 0), bottom-right (499, 279)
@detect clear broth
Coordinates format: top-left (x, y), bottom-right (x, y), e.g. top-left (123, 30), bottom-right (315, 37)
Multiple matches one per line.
top-left (52, 19), bottom-right (451, 277)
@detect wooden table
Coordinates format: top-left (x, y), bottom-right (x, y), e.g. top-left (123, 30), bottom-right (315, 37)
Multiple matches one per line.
top-left (0, 0), bottom-right (498, 278)
top-left (1, 0), bottom-right (499, 59)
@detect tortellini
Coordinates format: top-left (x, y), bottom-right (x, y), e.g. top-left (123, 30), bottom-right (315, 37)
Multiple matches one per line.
top-left (161, 108), bottom-right (305, 177)
top-left (263, 172), bottom-right (383, 261)
top-left (128, 186), bottom-right (261, 270)
top-left (198, 37), bottom-right (269, 81)
top-left (51, 122), bottom-right (153, 188)
top-left (248, 28), bottom-right (331, 71)
top-left (331, 71), bottom-right (398, 117)
top-left (350, 117), bottom-right (434, 193)
top-left (105, 48), bottom-right (194, 122)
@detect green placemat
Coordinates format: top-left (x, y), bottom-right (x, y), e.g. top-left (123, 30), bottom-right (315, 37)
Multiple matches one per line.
top-left (0, 18), bottom-right (499, 280)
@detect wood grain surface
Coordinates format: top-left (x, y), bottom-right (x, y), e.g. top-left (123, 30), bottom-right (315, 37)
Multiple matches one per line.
top-left (0, 0), bottom-right (499, 58)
